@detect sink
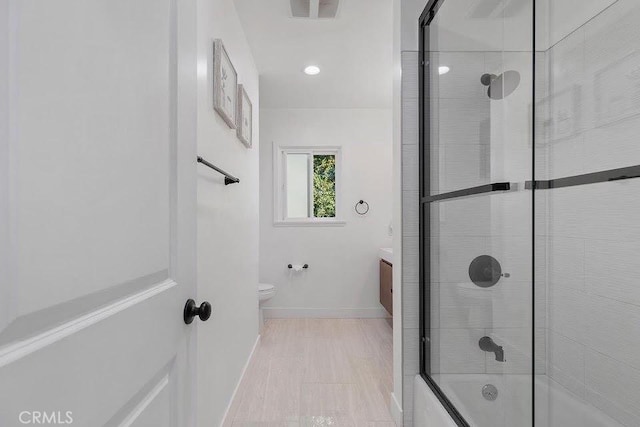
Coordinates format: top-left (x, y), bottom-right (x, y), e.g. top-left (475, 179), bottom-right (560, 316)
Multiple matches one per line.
top-left (379, 247), bottom-right (393, 264)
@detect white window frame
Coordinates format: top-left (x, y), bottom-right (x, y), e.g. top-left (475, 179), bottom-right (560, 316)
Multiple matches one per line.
top-left (273, 143), bottom-right (345, 226)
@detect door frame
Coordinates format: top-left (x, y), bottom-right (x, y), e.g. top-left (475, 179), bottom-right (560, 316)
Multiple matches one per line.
top-left (171, 0), bottom-right (199, 424)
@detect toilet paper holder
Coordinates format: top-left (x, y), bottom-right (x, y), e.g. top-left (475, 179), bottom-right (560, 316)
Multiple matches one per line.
top-left (287, 264), bottom-right (309, 269)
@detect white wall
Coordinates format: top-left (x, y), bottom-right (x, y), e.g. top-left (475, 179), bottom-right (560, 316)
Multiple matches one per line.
top-left (0, 0), bottom-right (9, 333)
top-left (259, 108), bottom-right (392, 318)
top-left (196, 0), bottom-right (260, 425)
top-left (391, 0), bottom-right (404, 424)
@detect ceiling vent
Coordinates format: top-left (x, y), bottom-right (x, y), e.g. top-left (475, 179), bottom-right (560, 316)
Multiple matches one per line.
top-left (290, 0), bottom-right (341, 19)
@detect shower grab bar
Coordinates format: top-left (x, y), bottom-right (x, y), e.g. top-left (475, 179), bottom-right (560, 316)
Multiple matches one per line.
top-left (422, 182), bottom-right (510, 203)
top-left (197, 156), bottom-right (240, 185)
top-left (525, 165), bottom-right (640, 190)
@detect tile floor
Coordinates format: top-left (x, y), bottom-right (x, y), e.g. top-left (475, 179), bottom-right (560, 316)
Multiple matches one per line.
top-left (223, 318), bottom-right (395, 427)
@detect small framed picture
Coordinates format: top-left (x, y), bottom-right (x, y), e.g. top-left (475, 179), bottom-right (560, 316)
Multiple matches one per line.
top-left (236, 84), bottom-right (253, 148)
top-left (213, 39), bottom-right (237, 128)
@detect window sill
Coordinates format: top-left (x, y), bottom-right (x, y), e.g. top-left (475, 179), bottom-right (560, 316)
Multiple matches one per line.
top-left (273, 219), bottom-right (346, 227)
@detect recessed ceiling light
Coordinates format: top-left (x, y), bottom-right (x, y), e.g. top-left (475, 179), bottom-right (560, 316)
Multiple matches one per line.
top-left (438, 66), bottom-right (450, 75)
top-left (304, 65), bottom-right (321, 75)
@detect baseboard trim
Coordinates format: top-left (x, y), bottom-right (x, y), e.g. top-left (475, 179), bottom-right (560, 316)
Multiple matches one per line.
top-left (219, 334), bottom-right (261, 427)
top-left (263, 307), bottom-right (390, 319)
top-left (390, 391), bottom-right (403, 427)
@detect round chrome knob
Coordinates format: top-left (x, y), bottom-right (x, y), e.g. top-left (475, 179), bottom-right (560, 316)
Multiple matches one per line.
top-left (183, 299), bottom-right (212, 324)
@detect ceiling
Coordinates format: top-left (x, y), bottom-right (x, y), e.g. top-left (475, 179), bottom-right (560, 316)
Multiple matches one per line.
top-left (233, 0), bottom-right (393, 109)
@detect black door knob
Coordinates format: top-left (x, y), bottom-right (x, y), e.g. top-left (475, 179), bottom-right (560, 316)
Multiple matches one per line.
top-left (183, 299), bottom-right (212, 324)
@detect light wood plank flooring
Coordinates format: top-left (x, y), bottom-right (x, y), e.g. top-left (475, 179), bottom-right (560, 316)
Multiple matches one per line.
top-left (224, 318), bottom-right (395, 427)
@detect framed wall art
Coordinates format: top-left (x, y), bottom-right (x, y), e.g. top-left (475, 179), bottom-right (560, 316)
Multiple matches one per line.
top-left (213, 39), bottom-right (237, 128)
top-left (236, 84), bottom-right (253, 148)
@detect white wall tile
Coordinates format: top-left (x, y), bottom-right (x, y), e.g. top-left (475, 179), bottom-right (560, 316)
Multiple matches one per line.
top-left (437, 98), bottom-right (490, 149)
top-left (402, 280), bottom-right (420, 329)
top-left (403, 374), bottom-right (415, 425)
top-left (403, 328), bottom-right (420, 375)
top-left (583, 114), bottom-right (640, 173)
top-left (547, 187), bottom-right (588, 239)
top-left (584, 295), bottom-right (640, 371)
top-left (401, 52), bottom-right (419, 101)
top-left (436, 197), bottom-right (492, 237)
top-left (437, 144), bottom-right (490, 194)
top-left (547, 331), bottom-right (586, 399)
top-left (579, 180), bottom-right (640, 242)
top-left (535, 51), bottom-right (549, 103)
top-left (429, 282), bottom-right (440, 331)
top-left (584, 0), bottom-right (640, 130)
top-left (549, 28), bottom-right (586, 93)
top-left (549, 180), bottom-right (640, 241)
top-left (402, 144), bottom-right (419, 192)
top-left (585, 350), bottom-right (640, 427)
top-left (402, 235), bottom-right (419, 283)
top-left (402, 96), bottom-right (418, 146)
top-left (534, 232), bottom-right (548, 332)
top-left (547, 236), bottom-right (585, 292)
top-left (548, 0), bottom-right (615, 46)
top-left (541, 4), bottom-right (640, 421)
top-left (439, 281), bottom-right (532, 329)
top-left (432, 52), bottom-right (486, 100)
top-left (429, 327), bottom-right (441, 375)
top-left (402, 191), bottom-right (419, 237)
top-left (438, 328), bottom-right (486, 374)
top-left (548, 287), bottom-right (589, 344)
top-left (401, 50), bottom-right (420, 413)
top-left (585, 239), bottom-right (640, 307)
top-left (584, 0), bottom-right (640, 76)
top-left (547, 134), bottom-right (586, 179)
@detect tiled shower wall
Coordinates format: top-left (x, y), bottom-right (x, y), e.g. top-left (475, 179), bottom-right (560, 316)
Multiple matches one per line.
top-left (539, 1), bottom-right (640, 425)
top-left (401, 51), bottom-right (419, 427)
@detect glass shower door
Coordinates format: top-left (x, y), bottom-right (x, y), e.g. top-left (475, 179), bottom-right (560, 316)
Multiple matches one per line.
top-left (419, 1), bottom-right (535, 426)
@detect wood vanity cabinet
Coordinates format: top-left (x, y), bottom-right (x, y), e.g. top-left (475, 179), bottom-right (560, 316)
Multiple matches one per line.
top-left (380, 259), bottom-right (393, 315)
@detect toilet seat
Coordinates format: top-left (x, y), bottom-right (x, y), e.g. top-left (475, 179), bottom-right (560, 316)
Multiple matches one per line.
top-left (258, 283), bottom-right (274, 293)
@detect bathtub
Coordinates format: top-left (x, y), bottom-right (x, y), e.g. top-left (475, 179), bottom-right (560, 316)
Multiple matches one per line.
top-left (413, 374), bottom-right (622, 427)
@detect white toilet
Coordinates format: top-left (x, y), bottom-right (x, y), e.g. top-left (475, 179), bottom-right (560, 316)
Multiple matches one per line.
top-left (258, 283), bottom-right (276, 331)
top-left (258, 283), bottom-right (276, 302)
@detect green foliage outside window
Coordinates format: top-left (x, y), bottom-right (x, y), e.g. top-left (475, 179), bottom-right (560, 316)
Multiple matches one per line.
top-left (313, 155), bottom-right (336, 217)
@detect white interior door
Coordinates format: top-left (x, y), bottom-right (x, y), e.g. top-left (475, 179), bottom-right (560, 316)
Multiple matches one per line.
top-left (0, 0), bottom-right (198, 426)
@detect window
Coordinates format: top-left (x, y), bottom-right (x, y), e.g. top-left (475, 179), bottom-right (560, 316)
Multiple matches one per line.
top-left (274, 145), bottom-right (343, 226)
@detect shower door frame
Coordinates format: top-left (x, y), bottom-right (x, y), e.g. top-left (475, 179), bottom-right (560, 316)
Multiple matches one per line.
top-left (418, 1), bottom-right (471, 426)
top-left (418, 0), bottom-right (537, 425)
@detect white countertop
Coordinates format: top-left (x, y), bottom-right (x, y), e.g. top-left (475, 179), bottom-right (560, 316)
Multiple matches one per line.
top-left (379, 247), bottom-right (393, 264)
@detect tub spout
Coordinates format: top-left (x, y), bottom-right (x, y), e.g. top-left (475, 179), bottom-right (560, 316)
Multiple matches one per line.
top-left (479, 336), bottom-right (505, 362)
